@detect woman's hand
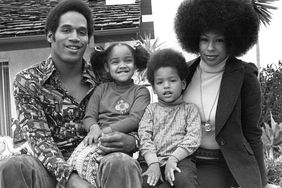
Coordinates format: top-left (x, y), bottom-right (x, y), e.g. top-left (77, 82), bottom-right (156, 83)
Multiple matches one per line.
top-left (142, 163), bottom-right (163, 186)
top-left (66, 173), bottom-right (94, 188)
top-left (98, 131), bottom-right (136, 154)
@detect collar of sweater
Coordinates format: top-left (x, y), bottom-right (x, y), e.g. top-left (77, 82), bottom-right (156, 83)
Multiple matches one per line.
top-left (199, 57), bottom-right (228, 73)
top-left (158, 95), bottom-right (184, 107)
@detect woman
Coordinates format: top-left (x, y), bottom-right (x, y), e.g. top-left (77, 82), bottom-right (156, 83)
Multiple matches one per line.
top-left (174, 0), bottom-right (277, 187)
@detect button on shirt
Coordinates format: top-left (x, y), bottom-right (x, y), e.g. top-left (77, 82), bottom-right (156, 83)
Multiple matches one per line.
top-left (13, 56), bottom-right (99, 186)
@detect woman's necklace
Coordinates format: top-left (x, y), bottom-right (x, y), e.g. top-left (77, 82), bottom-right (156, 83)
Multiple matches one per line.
top-left (199, 68), bottom-right (220, 132)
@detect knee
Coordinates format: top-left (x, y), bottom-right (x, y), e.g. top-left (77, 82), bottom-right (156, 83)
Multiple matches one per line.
top-left (0, 156), bottom-right (22, 174)
top-left (101, 152), bottom-right (140, 170)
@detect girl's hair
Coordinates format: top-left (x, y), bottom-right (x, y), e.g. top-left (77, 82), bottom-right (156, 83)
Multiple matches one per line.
top-left (90, 42), bottom-right (149, 82)
top-left (45, 0), bottom-right (93, 40)
top-left (146, 48), bottom-right (188, 86)
top-left (174, 0), bottom-right (260, 57)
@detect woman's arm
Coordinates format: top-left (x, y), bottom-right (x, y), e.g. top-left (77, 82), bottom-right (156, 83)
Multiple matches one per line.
top-left (241, 63), bottom-right (267, 185)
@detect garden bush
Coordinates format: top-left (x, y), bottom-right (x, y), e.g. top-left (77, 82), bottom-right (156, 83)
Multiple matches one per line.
top-left (259, 60), bottom-right (282, 126)
top-left (259, 61), bottom-right (282, 185)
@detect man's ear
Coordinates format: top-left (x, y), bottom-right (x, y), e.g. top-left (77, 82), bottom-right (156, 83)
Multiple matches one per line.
top-left (182, 79), bottom-right (187, 90)
top-left (46, 31), bottom-right (54, 43)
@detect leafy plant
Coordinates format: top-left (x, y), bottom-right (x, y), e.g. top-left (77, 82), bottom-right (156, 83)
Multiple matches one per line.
top-left (262, 112), bottom-right (282, 186)
top-left (259, 61), bottom-right (282, 126)
top-left (262, 112), bottom-right (282, 160)
top-left (252, 0), bottom-right (278, 26)
top-left (265, 158), bottom-right (282, 186)
top-left (133, 33), bottom-right (164, 85)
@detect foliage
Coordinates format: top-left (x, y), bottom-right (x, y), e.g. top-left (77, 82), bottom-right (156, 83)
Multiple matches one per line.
top-left (262, 112), bottom-right (282, 160)
top-left (252, 0), bottom-right (278, 26)
top-left (259, 61), bottom-right (282, 126)
top-left (138, 33), bottom-right (164, 54)
top-left (133, 33), bottom-right (164, 85)
top-left (259, 61), bottom-right (282, 186)
top-left (265, 158), bottom-right (282, 186)
top-left (262, 112), bottom-right (282, 185)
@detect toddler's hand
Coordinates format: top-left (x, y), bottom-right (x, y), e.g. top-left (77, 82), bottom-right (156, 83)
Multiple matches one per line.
top-left (84, 124), bottom-right (102, 146)
top-left (142, 163), bottom-right (163, 186)
top-left (165, 156), bottom-right (181, 186)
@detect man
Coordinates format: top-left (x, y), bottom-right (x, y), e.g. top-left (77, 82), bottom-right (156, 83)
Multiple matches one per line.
top-left (0, 0), bottom-right (141, 187)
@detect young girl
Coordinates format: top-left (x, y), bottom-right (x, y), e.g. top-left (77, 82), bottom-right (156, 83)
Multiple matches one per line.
top-left (68, 42), bottom-right (151, 187)
top-left (138, 48), bottom-right (202, 188)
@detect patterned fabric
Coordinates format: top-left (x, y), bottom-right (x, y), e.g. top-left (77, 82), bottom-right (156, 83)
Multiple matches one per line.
top-left (138, 102), bottom-right (202, 166)
top-left (12, 56), bottom-right (99, 186)
top-left (67, 141), bottom-right (103, 187)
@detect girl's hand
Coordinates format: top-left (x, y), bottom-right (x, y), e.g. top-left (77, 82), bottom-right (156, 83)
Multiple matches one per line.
top-left (142, 163), bottom-right (163, 186)
top-left (84, 124), bottom-right (102, 145)
top-left (165, 157), bottom-right (181, 186)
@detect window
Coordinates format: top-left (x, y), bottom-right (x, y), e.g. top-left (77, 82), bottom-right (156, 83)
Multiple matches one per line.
top-left (0, 61), bottom-right (11, 136)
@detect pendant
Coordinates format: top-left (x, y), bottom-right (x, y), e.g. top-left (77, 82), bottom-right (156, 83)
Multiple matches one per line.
top-left (202, 121), bottom-right (213, 132)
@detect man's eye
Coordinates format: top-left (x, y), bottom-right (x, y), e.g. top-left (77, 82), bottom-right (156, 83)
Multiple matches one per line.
top-left (79, 30), bottom-right (87, 36)
top-left (62, 28), bottom-right (71, 33)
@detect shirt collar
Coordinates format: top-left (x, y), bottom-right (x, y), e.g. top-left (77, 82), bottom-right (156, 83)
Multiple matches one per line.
top-left (40, 56), bottom-right (99, 87)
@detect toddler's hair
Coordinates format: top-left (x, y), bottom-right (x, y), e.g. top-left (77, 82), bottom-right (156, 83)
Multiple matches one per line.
top-left (90, 42), bottom-right (149, 82)
top-left (146, 48), bottom-right (188, 86)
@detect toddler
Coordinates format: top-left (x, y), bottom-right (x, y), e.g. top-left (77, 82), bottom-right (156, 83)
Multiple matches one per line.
top-left (138, 48), bottom-right (202, 188)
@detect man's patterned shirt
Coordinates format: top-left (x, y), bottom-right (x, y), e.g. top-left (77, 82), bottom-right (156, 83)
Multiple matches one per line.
top-left (13, 56), bottom-right (99, 186)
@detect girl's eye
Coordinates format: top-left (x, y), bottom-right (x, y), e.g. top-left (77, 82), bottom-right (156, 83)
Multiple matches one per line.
top-left (110, 61), bottom-right (118, 65)
top-left (125, 58), bottom-right (133, 63)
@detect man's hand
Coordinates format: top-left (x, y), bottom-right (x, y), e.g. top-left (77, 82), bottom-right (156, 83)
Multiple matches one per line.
top-left (142, 163), bottom-right (163, 186)
top-left (165, 157), bottom-right (181, 186)
top-left (98, 131), bottom-right (135, 154)
top-left (66, 173), bottom-right (94, 188)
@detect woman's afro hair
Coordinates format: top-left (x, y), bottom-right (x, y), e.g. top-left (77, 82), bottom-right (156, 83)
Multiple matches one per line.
top-left (174, 0), bottom-right (260, 57)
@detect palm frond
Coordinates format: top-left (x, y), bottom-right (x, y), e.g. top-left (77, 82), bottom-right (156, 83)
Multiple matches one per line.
top-left (139, 33), bottom-right (165, 54)
top-left (252, 0), bottom-right (278, 26)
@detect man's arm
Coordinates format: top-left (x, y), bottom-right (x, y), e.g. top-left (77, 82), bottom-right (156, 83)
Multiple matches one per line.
top-left (13, 74), bottom-right (74, 186)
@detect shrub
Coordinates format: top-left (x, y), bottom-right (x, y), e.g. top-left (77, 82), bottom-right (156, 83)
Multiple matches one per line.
top-left (259, 61), bottom-right (282, 126)
top-left (262, 112), bottom-right (282, 185)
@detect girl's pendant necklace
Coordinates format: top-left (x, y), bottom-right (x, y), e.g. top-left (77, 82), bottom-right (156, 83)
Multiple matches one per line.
top-left (199, 68), bottom-right (220, 132)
